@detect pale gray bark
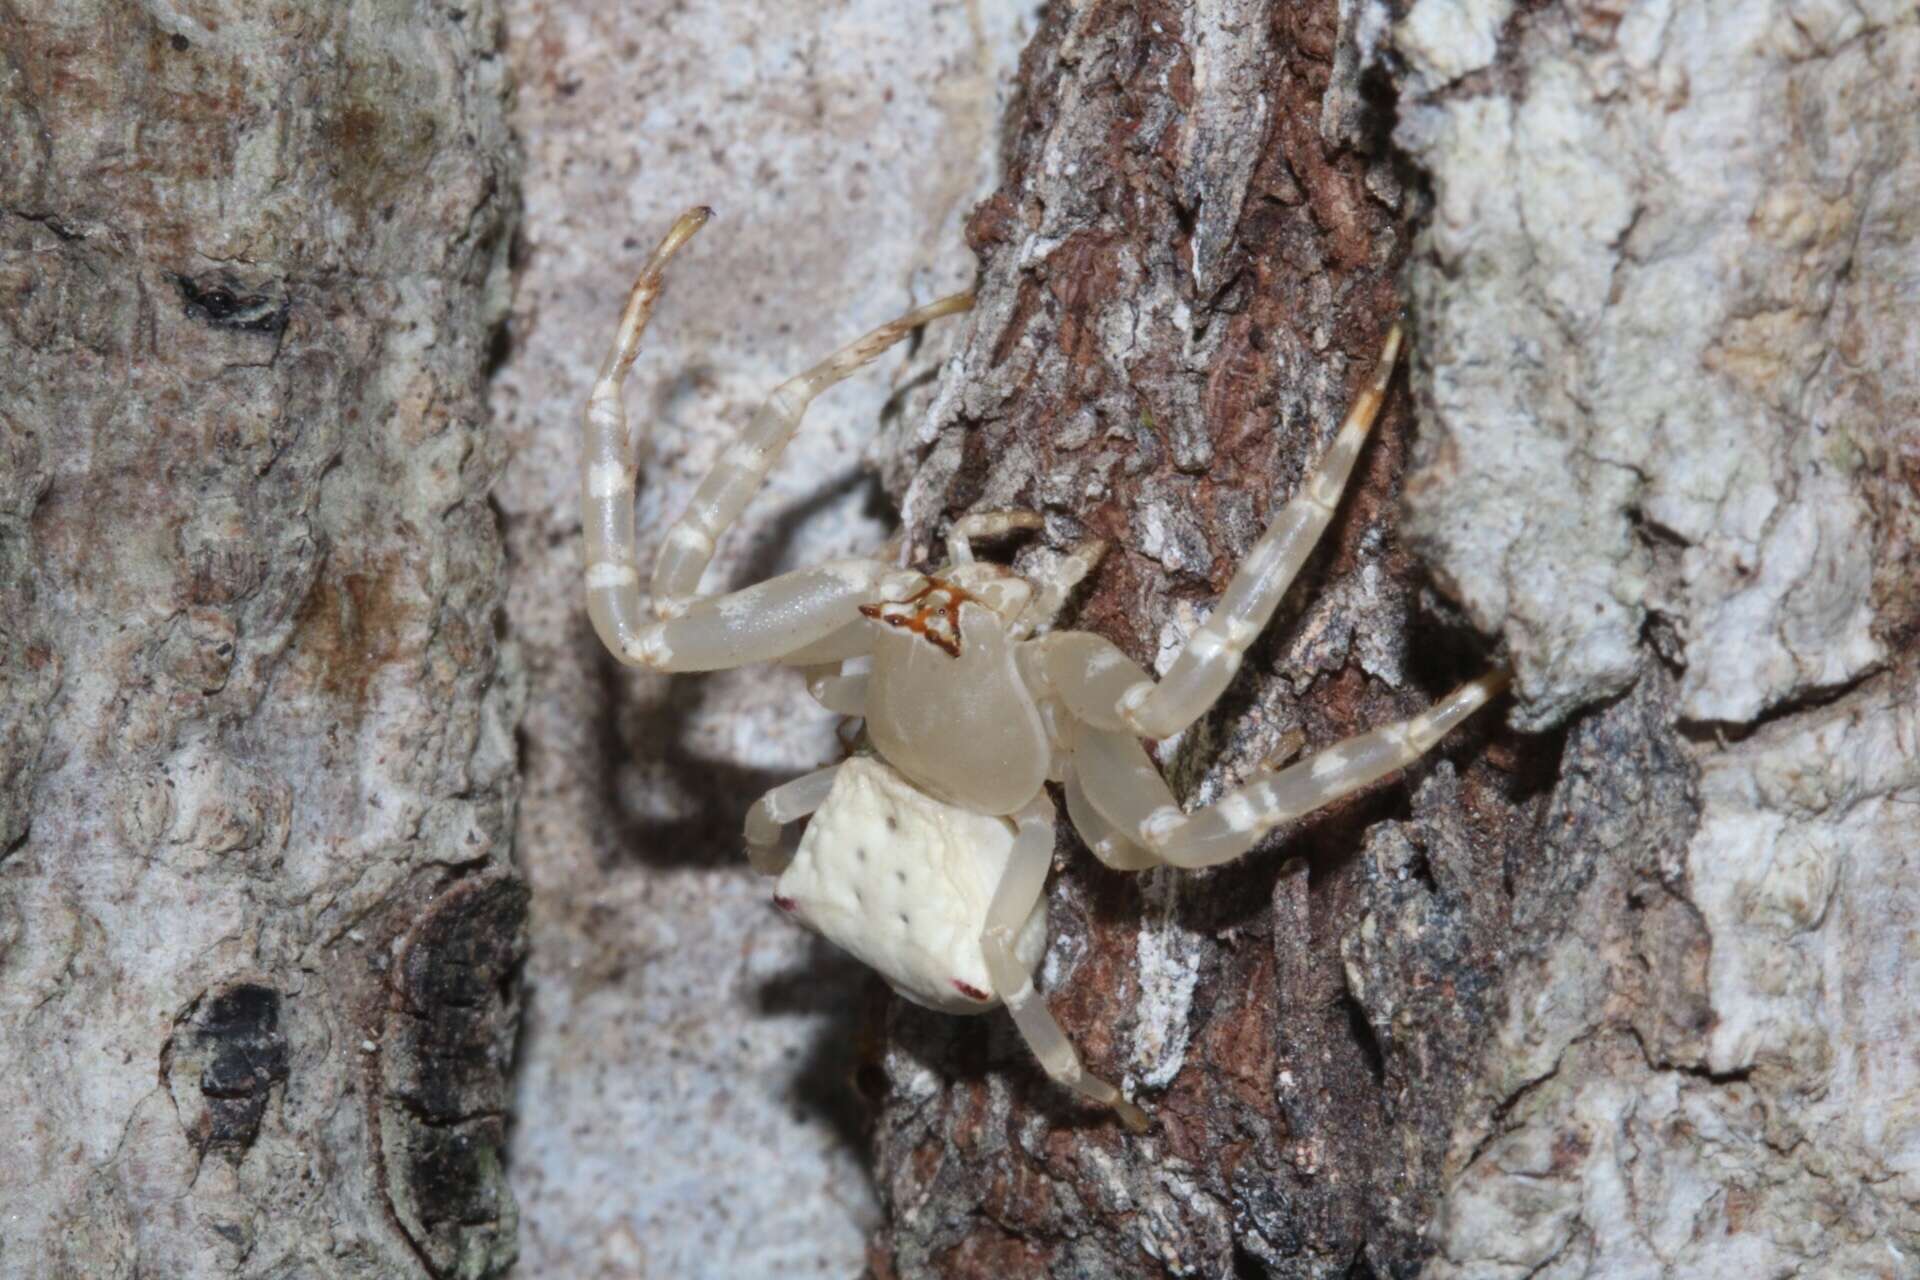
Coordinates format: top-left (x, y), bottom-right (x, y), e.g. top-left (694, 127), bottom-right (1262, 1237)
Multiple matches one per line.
top-left (1396, 0), bottom-right (1920, 1273)
top-left (0, 3), bottom-right (520, 1277)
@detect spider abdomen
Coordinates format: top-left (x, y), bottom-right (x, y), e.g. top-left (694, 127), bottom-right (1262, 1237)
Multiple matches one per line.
top-left (774, 757), bottom-right (1047, 1014)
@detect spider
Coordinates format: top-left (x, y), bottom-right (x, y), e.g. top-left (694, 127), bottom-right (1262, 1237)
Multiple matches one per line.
top-left (580, 208), bottom-right (1506, 1131)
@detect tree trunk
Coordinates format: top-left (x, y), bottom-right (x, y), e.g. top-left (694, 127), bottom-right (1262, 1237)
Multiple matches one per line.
top-left (868, 1), bottom-right (1920, 1278)
top-left (13, 0), bottom-right (1914, 1277)
top-left (0, 4), bottom-right (521, 1277)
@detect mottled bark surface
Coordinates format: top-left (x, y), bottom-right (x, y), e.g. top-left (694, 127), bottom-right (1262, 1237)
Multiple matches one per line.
top-left (0, 3), bottom-right (519, 1277)
top-left (12, 0), bottom-right (1914, 1275)
top-left (867, 0), bottom-right (1920, 1278)
top-left (1397, 0), bottom-right (1920, 1274)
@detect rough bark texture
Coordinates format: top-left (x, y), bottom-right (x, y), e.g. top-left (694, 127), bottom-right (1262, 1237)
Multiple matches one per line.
top-left (866, 0), bottom-right (1920, 1278)
top-left (871, 2), bottom-right (1509, 1275)
top-left (13, 0), bottom-right (1915, 1276)
top-left (1398, 0), bottom-right (1915, 731)
top-left (0, 3), bottom-right (520, 1277)
top-left (492, 2), bottom-right (1022, 1274)
top-left (1396, 0), bottom-right (1920, 1273)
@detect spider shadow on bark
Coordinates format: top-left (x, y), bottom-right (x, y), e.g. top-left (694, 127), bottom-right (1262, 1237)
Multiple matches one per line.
top-left (576, 454), bottom-right (903, 1173)
top-left (583, 461), bottom-right (893, 872)
top-left (753, 935), bottom-right (893, 1158)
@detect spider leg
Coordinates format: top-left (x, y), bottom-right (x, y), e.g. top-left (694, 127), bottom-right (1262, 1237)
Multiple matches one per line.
top-left (1061, 763), bottom-right (1158, 872)
top-left (1116, 323), bottom-right (1403, 739)
top-left (944, 509), bottom-right (1043, 565)
top-left (1060, 719), bottom-right (1177, 860)
top-left (1032, 631), bottom-right (1151, 732)
top-left (598, 558), bottom-right (918, 672)
top-left (581, 207), bottom-right (959, 667)
top-left (1011, 537), bottom-right (1108, 639)
top-left (1074, 670), bottom-right (1509, 869)
top-left (776, 618), bottom-right (875, 667)
top-left (1020, 633), bottom-right (1160, 869)
top-left (980, 791), bottom-right (1149, 1132)
top-left (583, 207), bottom-right (708, 658)
top-left (744, 764), bottom-right (842, 875)
top-left (798, 663), bottom-right (868, 717)
top-left (650, 291), bottom-right (973, 617)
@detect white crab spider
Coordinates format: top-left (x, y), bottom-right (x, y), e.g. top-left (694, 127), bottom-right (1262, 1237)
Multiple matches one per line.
top-left (581, 208), bottom-right (1506, 1131)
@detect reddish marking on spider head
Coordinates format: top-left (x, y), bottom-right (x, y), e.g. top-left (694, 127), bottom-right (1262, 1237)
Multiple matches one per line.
top-left (951, 979), bottom-right (991, 1002)
top-left (773, 895), bottom-right (798, 913)
top-left (859, 577), bottom-right (982, 658)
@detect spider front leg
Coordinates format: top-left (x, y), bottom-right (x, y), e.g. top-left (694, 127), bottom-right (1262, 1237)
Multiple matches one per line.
top-left (650, 285), bottom-right (973, 616)
top-left (592, 557), bottom-right (911, 672)
top-left (1116, 323), bottom-right (1403, 740)
top-left (941, 509), bottom-right (1107, 638)
top-left (944, 510), bottom-right (1043, 565)
top-left (980, 792), bottom-right (1149, 1132)
top-left (1012, 535), bottom-right (1109, 639)
top-left (580, 206), bottom-right (968, 669)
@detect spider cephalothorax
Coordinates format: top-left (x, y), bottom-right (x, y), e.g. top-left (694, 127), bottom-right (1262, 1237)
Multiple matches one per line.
top-left (579, 208), bottom-right (1505, 1130)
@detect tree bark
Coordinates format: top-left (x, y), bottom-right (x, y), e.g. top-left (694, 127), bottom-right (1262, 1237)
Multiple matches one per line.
top-left (15, 0), bottom-right (1913, 1276)
top-left (868, 1), bottom-right (1920, 1277)
top-left (0, 4), bottom-right (521, 1277)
